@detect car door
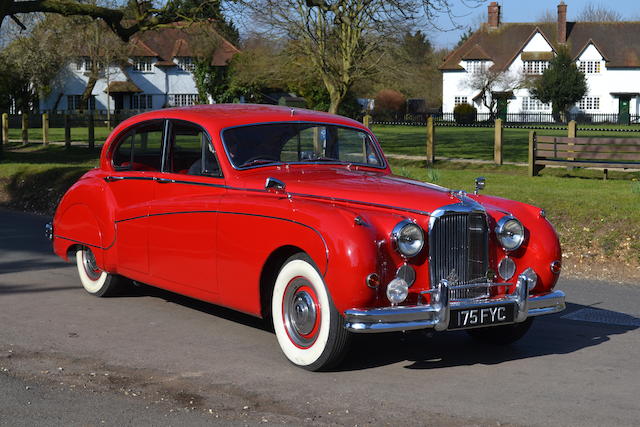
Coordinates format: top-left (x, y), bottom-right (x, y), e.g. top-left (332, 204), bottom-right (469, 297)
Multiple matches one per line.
top-left (147, 119), bottom-right (225, 295)
top-left (107, 119), bottom-right (165, 276)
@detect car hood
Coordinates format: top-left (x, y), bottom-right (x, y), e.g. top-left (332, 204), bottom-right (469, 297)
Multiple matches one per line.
top-left (236, 167), bottom-right (464, 216)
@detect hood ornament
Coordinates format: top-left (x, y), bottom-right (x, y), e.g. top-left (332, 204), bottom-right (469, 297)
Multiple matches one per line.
top-left (474, 177), bottom-right (486, 195)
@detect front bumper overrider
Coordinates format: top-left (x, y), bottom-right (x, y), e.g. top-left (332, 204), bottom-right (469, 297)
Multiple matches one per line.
top-left (344, 268), bottom-right (566, 333)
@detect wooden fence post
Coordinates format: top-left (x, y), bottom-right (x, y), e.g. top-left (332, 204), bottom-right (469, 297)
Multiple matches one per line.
top-left (494, 118), bottom-right (503, 165)
top-left (426, 116), bottom-right (435, 165)
top-left (87, 111), bottom-right (95, 149)
top-left (567, 120), bottom-right (577, 161)
top-left (42, 112), bottom-right (49, 146)
top-left (528, 131), bottom-right (536, 177)
top-left (363, 114), bottom-right (371, 129)
top-left (1, 113), bottom-right (8, 147)
top-left (21, 113), bottom-right (28, 145)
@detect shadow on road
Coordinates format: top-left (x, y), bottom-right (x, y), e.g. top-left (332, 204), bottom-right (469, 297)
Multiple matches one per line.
top-left (338, 302), bottom-right (638, 371)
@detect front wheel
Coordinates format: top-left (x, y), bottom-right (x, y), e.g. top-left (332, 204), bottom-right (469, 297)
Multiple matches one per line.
top-left (271, 254), bottom-right (350, 371)
top-left (76, 247), bottom-right (127, 297)
top-left (466, 318), bottom-right (534, 345)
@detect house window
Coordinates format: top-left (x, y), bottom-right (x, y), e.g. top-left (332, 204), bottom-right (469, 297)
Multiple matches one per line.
top-left (578, 61), bottom-right (601, 74)
top-left (67, 95), bottom-right (96, 110)
top-left (578, 97), bottom-right (600, 111)
top-left (521, 96), bottom-right (551, 111)
top-left (130, 94), bottom-right (153, 110)
top-left (454, 96), bottom-right (468, 106)
top-left (466, 60), bottom-right (487, 74)
top-left (168, 94), bottom-right (201, 107)
top-left (523, 60), bottom-right (549, 75)
top-left (132, 57), bottom-right (153, 72)
top-left (176, 57), bottom-right (196, 72)
top-left (75, 57), bottom-right (95, 72)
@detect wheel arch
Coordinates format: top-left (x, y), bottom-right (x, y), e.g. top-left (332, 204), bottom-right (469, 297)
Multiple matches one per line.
top-left (259, 245), bottom-right (307, 321)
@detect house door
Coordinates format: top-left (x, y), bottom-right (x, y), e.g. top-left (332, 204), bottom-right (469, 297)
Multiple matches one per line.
top-left (619, 97), bottom-right (630, 125)
top-left (497, 98), bottom-right (508, 121)
top-left (113, 94), bottom-right (124, 111)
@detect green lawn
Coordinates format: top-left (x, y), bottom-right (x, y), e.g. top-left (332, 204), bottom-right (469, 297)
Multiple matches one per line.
top-left (373, 124), bottom-right (640, 163)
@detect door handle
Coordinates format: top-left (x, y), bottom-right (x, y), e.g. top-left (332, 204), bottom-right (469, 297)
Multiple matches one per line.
top-left (104, 176), bottom-right (125, 182)
top-left (155, 177), bottom-right (174, 184)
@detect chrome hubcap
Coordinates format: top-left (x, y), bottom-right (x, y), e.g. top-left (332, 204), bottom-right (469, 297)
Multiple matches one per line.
top-left (283, 278), bottom-right (320, 348)
top-left (82, 248), bottom-right (102, 281)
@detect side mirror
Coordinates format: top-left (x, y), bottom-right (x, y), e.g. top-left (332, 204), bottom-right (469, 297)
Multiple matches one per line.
top-left (474, 176), bottom-right (486, 195)
top-left (265, 177), bottom-right (286, 193)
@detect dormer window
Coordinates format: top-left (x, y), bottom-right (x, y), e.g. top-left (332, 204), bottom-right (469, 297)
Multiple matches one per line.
top-left (132, 57), bottom-right (153, 72)
top-left (578, 61), bottom-right (601, 74)
top-left (176, 56), bottom-right (196, 72)
top-left (523, 60), bottom-right (549, 75)
top-left (75, 57), bottom-right (95, 72)
top-left (466, 60), bottom-right (488, 74)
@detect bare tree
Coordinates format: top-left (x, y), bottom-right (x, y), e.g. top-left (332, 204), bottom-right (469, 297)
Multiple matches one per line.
top-left (577, 3), bottom-right (622, 22)
top-left (234, 0), bottom-right (485, 114)
top-left (465, 67), bottom-right (522, 119)
top-left (536, 9), bottom-right (555, 23)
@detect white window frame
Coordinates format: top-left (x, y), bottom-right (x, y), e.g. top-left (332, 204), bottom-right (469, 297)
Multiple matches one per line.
top-left (454, 96), bottom-right (468, 106)
top-left (130, 94), bottom-right (153, 110)
top-left (132, 57), bottom-right (153, 72)
top-left (176, 56), bottom-right (196, 72)
top-left (578, 97), bottom-right (600, 111)
top-left (521, 96), bottom-right (551, 111)
top-left (167, 94), bottom-right (201, 107)
top-left (523, 60), bottom-right (549, 75)
top-left (466, 60), bottom-right (487, 74)
top-left (578, 61), bottom-right (601, 74)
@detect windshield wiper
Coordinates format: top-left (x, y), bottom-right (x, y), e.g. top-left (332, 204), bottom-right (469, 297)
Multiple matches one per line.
top-left (241, 159), bottom-right (280, 167)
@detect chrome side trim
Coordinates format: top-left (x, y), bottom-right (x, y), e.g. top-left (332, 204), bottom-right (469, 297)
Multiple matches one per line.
top-left (344, 269), bottom-right (565, 333)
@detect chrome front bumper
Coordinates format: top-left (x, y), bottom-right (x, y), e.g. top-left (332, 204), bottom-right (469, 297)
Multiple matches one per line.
top-left (344, 268), bottom-right (566, 333)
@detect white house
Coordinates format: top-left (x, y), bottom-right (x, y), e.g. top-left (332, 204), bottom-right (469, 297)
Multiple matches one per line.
top-left (40, 23), bottom-right (239, 112)
top-left (440, 2), bottom-right (640, 121)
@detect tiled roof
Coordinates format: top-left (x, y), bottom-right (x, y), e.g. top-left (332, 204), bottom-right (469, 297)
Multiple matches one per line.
top-left (130, 22), bottom-right (240, 67)
top-left (441, 22), bottom-right (640, 71)
top-left (104, 81), bottom-right (142, 93)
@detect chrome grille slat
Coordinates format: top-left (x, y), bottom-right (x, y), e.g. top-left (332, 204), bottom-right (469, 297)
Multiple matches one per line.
top-left (430, 212), bottom-right (489, 300)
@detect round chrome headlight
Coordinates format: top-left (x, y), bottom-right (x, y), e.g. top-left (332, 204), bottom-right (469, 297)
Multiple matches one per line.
top-left (496, 216), bottom-right (525, 251)
top-left (391, 220), bottom-right (424, 258)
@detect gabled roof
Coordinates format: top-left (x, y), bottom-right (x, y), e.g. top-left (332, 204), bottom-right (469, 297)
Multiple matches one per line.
top-left (461, 44), bottom-right (492, 60)
top-left (441, 21), bottom-right (640, 71)
top-left (131, 22), bottom-right (240, 67)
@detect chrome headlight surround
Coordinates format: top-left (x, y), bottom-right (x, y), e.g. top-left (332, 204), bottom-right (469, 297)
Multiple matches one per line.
top-left (496, 215), bottom-right (525, 251)
top-left (391, 219), bottom-right (425, 258)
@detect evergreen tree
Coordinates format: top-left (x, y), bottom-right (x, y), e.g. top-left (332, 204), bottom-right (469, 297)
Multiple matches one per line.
top-left (531, 47), bottom-right (587, 121)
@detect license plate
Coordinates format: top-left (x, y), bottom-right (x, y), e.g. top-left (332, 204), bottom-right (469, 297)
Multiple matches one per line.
top-left (448, 304), bottom-right (515, 330)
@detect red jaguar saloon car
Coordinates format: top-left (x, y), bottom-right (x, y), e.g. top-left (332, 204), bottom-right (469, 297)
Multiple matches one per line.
top-left (48, 104), bottom-right (565, 370)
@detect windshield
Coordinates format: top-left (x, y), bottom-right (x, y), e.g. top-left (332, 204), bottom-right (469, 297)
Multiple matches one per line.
top-left (222, 123), bottom-right (384, 169)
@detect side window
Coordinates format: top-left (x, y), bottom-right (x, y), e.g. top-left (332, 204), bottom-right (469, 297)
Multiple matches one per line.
top-left (113, 121), bottom-right (164, 171)
top-left (168, 121), bottom-right (221, 177)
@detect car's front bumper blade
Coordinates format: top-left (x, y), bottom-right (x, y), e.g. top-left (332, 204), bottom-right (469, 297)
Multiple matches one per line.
top-left (344, 269), bottom-right (565, 333)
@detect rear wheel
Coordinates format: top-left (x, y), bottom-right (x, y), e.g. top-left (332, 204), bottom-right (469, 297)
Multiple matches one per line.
top-left (466, 318), bottom-right (534, 345)
top-left (76, 247), bottom-right (127, 297)
top-left (271, 254), bottom-right (350, 371)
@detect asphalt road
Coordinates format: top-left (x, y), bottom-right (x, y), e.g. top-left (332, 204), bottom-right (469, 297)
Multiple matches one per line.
top-left (0, 208), bottom-right (638, 426)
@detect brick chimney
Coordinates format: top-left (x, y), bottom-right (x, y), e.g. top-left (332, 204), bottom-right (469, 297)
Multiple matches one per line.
top-left (488, 2), bottom-right (500, 29)
top-left (557, 2), bottom-right (567, 44)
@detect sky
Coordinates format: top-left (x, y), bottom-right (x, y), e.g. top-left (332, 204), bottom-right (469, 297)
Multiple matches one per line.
top-left (429, 0), bottom-right (640, 48)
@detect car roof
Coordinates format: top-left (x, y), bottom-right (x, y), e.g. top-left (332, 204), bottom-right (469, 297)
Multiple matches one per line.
top-left (119, 104), bottom-right (366, 130)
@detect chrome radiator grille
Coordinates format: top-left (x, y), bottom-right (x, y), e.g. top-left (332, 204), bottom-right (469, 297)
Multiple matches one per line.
top-left (429, 212), bottom-right (489, 300)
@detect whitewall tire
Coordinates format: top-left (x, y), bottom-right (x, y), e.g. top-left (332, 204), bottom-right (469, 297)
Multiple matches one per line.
top-left (76, 247), bottom-right (126, 297)
top-left (271, 254), bottom-right (350, 371)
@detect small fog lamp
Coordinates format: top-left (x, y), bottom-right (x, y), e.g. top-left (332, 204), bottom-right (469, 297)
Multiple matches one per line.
top-left (386, 278), bottom-right (409, 306)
